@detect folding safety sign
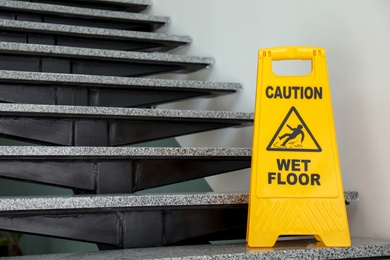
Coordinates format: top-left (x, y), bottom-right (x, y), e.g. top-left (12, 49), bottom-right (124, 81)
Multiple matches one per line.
top-left (247, 46), bottom-right (351, 247)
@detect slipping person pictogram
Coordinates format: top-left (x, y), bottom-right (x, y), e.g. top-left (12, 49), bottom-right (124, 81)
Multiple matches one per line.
top-left (267, 106), bottom-right (321, 152)
top-left (279, 124), bottom-right (304, 146)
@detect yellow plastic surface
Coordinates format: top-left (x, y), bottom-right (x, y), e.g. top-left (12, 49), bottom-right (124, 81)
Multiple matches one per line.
top-left (247, 46), bottom-right (351, 247)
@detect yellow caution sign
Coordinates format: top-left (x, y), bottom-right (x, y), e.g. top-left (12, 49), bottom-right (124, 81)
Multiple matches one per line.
top-left (247, 46), bottom-right (351, 247)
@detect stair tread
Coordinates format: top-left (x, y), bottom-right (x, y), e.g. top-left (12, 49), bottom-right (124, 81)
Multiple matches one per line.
top-left (0, 70), bottom-right (240, 92)
top-left (0, 19), bottom-right (191, 51)
top-left (0, 71), bottom-right (239, 107)
top-left (0, 0), bottom-right (168, 26)
top-left (0, 192), bottom-right (358, 211)
top-left (81, 0), bottom-right (151, 5)
top-left (32, 0), bottom-right (152, 4)
top-left (24, 0), bottom-right (152, 12)
top-left (0, 103), bottom-right (253, 121)
top-left (0, 42), bottom-right (213, 76)
top-left (26, 0), bottom-right (152, 6)
top-left (15, 238), bottom-right (390, 260)
top-left (0, 104), bottom-right (252, 146)
top-left (0, 146), bottom-right (251, 157)
top-left (0, 147), bottom-right (251, 192)
top-left (0, 42), bottom-right (213, 66)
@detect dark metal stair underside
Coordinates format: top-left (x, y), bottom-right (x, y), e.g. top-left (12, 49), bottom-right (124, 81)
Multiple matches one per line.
top-left (0, 192), bottom-right (358, 249)
top-left (0, 147), bottom-right (251, 193)
top-left (0, 19), bottom-right (192, 52)
top-left (0, 0), bottom-right (167, 31)
top-left (0, 104), bottom-right (253, 146)
top-left (17, 0), bottom-right (152, 13)
top-left (0, 42), bottom-right (213, 76)
top-left (0, 70), bottom-right (239, 107)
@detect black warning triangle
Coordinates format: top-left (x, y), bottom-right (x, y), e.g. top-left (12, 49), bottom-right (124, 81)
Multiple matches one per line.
top-left (267, 106), bottom-right (321, 152)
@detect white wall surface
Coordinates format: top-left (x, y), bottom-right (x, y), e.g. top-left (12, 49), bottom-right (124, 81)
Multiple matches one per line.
top-left (150, 0), bottom-right (390, 240)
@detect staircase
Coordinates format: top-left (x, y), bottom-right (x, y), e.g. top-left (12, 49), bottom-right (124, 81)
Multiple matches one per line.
top-left (0, 0), bottom-right (386, 259)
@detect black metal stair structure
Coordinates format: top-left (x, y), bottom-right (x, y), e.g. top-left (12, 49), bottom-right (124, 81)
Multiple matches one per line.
top-left (0, 147), bottom-right (252, 194)
top-left (0, 71), bottom-right (239, 107)
top-left (0, 193), bottom-right (358, 251)
top-left (0, 104), bottom-right (252, 146)
top-left (0, 0), bottom-right (256, 252)
top-left (0, 0), bottom-right (167, 31)
top-left (0, 19), bottom-right (191, 52)
top-left (18, 0), bottom-right (151, 12)
top-left (0, 42), bottom-right (212, 76)
top-left (0, 1), bottom-right (366, 258)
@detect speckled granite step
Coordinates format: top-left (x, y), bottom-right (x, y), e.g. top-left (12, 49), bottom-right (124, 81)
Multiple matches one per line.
top-left (0, 193), bottom-right (248, 248)
top-left (0, 42), bottom-right (213, 76)
top-left (17, 0), bottom-right (152, 13)
top-left (0, 103), bottom-right (253, 146)
top-left (13, 238), bottom-right (390, 260)
top-left (0, 70), bottom-right (239, 107)
top-left (0, 147), bottom-right (251, 193)
top-left (0, 193), bottom-right (358, 249)
top-left (0, 192), bottom-right (358, 211)
top-left (0, 19), bottom-right (191, 52)
top-left (0, 0), bottom-right (167, 31)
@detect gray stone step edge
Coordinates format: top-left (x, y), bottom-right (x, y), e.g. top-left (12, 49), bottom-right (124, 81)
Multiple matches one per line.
top-left (0, 19), bottom-right (192, 45)
top-left (0, 103), bottom-right (254, 121)
top-left (54, 0), bottom-right (152, 6)
top-left (0, 70), bottom-right (241, 92)
top-left (107, 0), bottom-right (151, 5)
top-left (0, 146), bottom-right (251, 157)
top-left (27, 0), bottom-right (152, 6)
top-left (0, 42), bottom-right (214, 65)
top-left (0, 0), bottom-right (169, 24)
top-left (13, 238), bottom-right (390, 260)
top-left (0, 192), bottom-right (358, 211)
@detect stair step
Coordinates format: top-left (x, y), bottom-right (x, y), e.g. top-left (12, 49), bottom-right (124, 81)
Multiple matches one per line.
top-left (0, 192), bottom-right (358, 249)
top-left (0, 19), bottom-right (191, 52)
top-left (0, 0), bottom-right (168, 31)
top-left (16, 238), bottom-right (390, 260)
top-left (0, 192), bottom-right (358, 211)
top-left (0, 104), bottom-right (253, 146)
top-left (0, 70), bottom-right (239, 107)
top-left (0, 42), bottom-right (213, 76)
top-left (17, 0), bottom-right (152, 13)
top-left (0, 147), bottom-right (251, 193)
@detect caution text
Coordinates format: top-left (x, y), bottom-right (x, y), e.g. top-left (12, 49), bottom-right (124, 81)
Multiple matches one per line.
top-left (268, 159), bottom-right (321, 186)
top-left (265, 86), bottom-right (322, 99)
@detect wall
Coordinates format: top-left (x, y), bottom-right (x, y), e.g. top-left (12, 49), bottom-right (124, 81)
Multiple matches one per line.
top-left (151, 0), bottom-right (390, 240)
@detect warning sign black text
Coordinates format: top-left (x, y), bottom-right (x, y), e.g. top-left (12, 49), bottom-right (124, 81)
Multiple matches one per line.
top-left (265, 86), bottom-right (323, 99)
top-left (268, 159), bottom-right (321, 186)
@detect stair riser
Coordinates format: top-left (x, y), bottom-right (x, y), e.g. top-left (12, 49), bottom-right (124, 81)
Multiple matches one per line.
top-left (0, 0), bottom-right (169, 28)
top-left (0, 11), bottom-right (157, 31)
top-left (0, 70), bottom-right (240, 106)
top-left (0, 54), bottom-right (199, 77)
top-left (0, 31), bottom-right (172, 52)
top-left (0, 191), bottom-right (355, 250)
top-left (17, 0), bottom-right (150, 12)
top-left (0, 206), bottom-right (248, 248)
top-left (0, 117), bottom-right (247, 146)
top-left (0, 158), bottom-right (251, 193)
top-left (0, 41), bottom-right (214, 76)
top-left (0, 83), bottom-right (220, 107)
